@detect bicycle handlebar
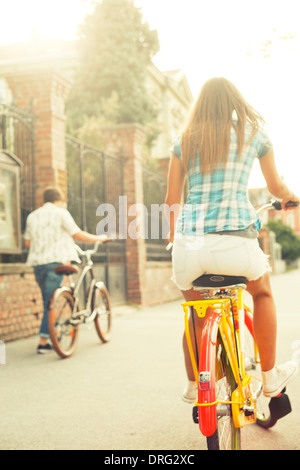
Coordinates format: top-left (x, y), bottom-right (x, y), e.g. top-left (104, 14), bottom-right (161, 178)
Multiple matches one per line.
top-left (166, 199), bottom-right (299, 251)
top-left (75, 242), bottom-right (100, 258)
top-left (257, 199), bottom-right (299, 213)
top-left (75, 238), bottom-right (114, 258)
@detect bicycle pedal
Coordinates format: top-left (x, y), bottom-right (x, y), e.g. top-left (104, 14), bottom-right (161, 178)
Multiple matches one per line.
top-left (269, 392), bottom-right (292, 421)
top-left (192, 406), bottom-right (199, 424)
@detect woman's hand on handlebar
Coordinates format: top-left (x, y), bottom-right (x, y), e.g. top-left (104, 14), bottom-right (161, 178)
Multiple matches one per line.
top-left (97, 234), bottom-right (114, 243)
top-left (281, 195), bottom-right (300, 211)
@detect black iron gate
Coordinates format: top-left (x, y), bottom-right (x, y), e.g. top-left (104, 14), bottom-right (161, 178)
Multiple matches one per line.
top-left (0, 103), bottom-right (35, 262)
top-left (65, 134), bottom-right (127, 304)
top-left (143, 164), bottom-right (171, 261)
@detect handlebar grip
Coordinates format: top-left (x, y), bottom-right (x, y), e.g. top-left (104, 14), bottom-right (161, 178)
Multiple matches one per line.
top-left (272, 201), bottom-right (282, 210)
top-left (285, 201), bottom-right (299, 209)
top-left (272, 200), bottom-right (299, 210)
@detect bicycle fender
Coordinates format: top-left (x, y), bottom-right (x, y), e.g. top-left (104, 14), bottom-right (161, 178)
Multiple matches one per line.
top-left (95, 281), bottom-right (105, 290)
top-left (47, 286), bottom-right (72, 308)
top-left (198, 309), bottom-right (223, 437)
top-left (244, 307), bottom-right (254, 337)
top-left (198, 306), bottom-right (255, 437)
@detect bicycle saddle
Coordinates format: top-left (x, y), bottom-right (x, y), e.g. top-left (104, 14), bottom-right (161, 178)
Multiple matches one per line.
top-left (193, 274), bottom-right (248, 288)
top-left (54, 264), bottom-right (79, 276)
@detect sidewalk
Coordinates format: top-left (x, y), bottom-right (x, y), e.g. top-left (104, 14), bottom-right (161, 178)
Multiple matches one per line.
top-left (1, 271), bottom-right (300, 450)
top-left (1, 299), bottom-right (199, 450)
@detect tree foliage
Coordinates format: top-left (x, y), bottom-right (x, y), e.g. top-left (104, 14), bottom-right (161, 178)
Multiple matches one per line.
top-left (66, 0), bottom-right (160, 134)
top-left (267, 219), bottom-right (300, 262)
top-left (255, 28), bottom-right (297, 58)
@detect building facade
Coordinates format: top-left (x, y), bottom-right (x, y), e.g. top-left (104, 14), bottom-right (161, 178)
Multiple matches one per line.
top-left (0, 39), bottom-right (192, 342)
top-left (146, 64), bottom-right (193, 159)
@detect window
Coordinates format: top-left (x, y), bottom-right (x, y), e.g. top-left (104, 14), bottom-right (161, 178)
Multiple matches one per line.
top-left (0, 151), bottom-right (22, 254)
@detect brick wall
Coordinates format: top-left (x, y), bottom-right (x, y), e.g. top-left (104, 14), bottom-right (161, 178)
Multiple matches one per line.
top-left (144, 262), bottom-right (181, 306)
top-left (268, 206), bottom-right (300, 235)
top-left (0, 267), bottom-right (43, 342)
top-left (100, 124), bottom-right (147, 305)
top-left (6, 71), bottom-right (70, 207)
top-left (0, 64), bottom-right (71, 342)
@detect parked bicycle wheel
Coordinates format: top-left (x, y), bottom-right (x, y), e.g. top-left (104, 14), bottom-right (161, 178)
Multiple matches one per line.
top-left (48, 289), bottom-right (79, 358)
top-left (206, 333), bottom-right (241, 450)
top-left (93, 283), bottom-right (112, 343)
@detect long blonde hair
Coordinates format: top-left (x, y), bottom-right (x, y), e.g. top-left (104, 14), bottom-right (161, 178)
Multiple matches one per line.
top-left (181, 77), bottom-right (265, 174)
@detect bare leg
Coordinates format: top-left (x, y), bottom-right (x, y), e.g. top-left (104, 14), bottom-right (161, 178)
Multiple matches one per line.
top-left (182, 274), bottom-right (297, 399)
top-left (247, 273), bottom-right (277, 371)
top-left (182, 289), bottom-right (207, 381)
top-left (183, 272), bottom-right (277, 376)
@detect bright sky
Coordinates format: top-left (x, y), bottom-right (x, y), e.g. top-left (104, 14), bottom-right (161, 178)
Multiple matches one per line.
top-left (1, 0), bottom-right (300, 191)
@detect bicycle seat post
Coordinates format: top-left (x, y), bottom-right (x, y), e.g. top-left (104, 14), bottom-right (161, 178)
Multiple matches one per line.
top-left (69, 273), bottom-right (76, 290)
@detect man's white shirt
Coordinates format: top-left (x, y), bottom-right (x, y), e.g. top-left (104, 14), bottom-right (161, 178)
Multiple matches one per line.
top-left (24, 202), bottom-right (81, 266)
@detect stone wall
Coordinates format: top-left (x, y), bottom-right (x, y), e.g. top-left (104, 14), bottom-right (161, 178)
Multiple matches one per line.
top-left (144, 262), bottom-right (181, 306)
top-left (0, 265), bottom-right (42, 342)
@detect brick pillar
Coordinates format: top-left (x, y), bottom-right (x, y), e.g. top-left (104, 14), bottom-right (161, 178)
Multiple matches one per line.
top-left (6, 71), bottom-right (70, 207)
top-left (100, 124), bottom-right (147, 305)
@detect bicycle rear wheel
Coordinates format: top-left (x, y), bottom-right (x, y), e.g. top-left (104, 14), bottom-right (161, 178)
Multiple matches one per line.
top-left (48, 289), bottom-right (79, 358)
top-left (93, 284), bottom-right (112, 343)
top-left (206, 333), bottom-right (241, 450)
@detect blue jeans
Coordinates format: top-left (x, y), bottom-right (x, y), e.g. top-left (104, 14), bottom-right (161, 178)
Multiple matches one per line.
top-left (34, 263), bottom-right (63, 338)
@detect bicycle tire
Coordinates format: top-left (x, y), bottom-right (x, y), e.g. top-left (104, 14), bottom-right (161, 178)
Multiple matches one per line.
top-left (255, 409), bottom-right (277, 428)
top-left (48, 289), bottom-right (79, 358)
top-left (206, 332), bottom-right (241, 450)
top-left (93, 283), bottom-right (112, 343)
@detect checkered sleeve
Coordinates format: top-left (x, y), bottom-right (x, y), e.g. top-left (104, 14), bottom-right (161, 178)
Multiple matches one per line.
top-left (170, 135), bottom-right (181, 159)
top-left (256, 128), bottom-right (273, 159)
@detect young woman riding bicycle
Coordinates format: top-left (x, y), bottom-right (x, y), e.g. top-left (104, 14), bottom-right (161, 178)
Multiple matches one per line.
top-left (165, 77), bottom-right (299, 403)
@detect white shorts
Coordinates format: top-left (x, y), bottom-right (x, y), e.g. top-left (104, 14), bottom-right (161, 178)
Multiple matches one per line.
top-left (172, 234), bottom-right (271, 291)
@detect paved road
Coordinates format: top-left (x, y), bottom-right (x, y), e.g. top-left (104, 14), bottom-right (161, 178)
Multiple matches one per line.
top-left (1, 269), bottom-right (300, 450)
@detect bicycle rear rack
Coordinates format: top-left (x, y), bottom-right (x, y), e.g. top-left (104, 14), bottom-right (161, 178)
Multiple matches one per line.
top-left (192, 388), bottom-right (292, 428)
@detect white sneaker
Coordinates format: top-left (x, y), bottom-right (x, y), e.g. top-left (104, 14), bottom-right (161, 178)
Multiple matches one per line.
top-left (182, 380), bottom-right (198, 404)
top-left (262, 361), bottom-right (298, 398)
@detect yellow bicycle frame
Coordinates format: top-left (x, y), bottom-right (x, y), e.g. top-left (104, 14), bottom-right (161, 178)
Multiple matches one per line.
top-left (182, 287), bottom-right (257, 429)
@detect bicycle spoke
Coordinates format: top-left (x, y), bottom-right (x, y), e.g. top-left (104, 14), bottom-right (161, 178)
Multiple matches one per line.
top-left (213, 340), bottom-right (241, 450)
top-left (93, 285), bottom-right (112, 343)
top-left (48, 290), bottom-right (78, 358)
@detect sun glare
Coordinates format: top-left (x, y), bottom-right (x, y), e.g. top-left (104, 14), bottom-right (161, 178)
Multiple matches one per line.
top-left (0, 0), bottom-right (88, 45)
top-left (1, 0), bottom-right (300, 190)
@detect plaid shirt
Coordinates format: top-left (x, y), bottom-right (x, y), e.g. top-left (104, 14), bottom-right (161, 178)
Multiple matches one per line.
top-left (172, 123), bottom-right (272, 236)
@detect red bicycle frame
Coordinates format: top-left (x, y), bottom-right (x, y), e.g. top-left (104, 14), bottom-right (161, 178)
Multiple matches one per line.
top-left (197, 307), bottom-right (254, 437)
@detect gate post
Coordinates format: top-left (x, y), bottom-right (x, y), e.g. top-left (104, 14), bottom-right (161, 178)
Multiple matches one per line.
top-left (100, 124), bottom-right (147, 305)
top-left (4, 70), bottom-right (70, 207)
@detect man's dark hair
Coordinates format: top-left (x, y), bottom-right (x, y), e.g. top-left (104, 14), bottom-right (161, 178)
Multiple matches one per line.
top-left (43, 187), bottom-right (63, 203)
